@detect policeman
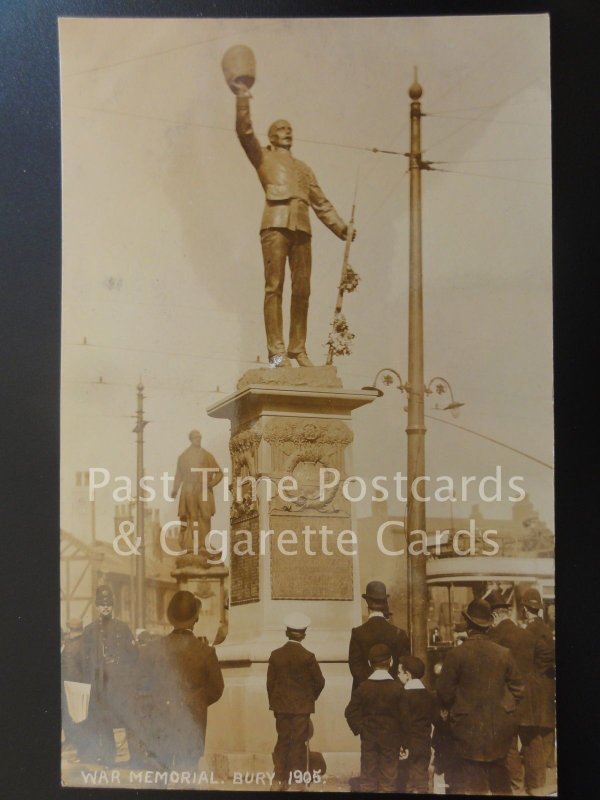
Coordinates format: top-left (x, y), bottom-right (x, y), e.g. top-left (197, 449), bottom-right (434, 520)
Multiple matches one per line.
top-left (78, 585), bottom-right (139, 765)
top-left (267, 613), bottom-right (325, 791)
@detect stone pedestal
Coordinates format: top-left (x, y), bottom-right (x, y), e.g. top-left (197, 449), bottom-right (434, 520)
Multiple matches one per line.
top-left (203, 367), bottom-right (378, 776)
top-left (171, 558), bottom-right (229, 646)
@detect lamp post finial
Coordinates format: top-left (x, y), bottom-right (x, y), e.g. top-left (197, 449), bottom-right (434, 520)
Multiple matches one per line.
top-left (409, 67), bottom-right (423, 100)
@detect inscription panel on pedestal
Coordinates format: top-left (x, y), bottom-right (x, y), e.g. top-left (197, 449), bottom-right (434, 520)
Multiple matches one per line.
top-left (230, 516), bottom-right (260, 605)
top-left (270, 516), bottom-right (354, 600)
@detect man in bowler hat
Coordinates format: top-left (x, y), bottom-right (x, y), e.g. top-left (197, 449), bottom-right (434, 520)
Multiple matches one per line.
top-left (518, 588), bottom-right (556, 796)
top-left (136, 590), bottom-right (224, 770)
top-left (78, 585), bottom-right (139, 765)
top-left (437, 598), bottom-right (525, 795)
top-left (267, 613), bottom-right (325, 791)
top-left (348, 581), bottom-right (410, 692)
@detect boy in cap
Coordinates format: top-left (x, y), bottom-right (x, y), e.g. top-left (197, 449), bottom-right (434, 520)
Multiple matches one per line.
top-left (345, 643), bottom-right (410, 793)
top-left (348, 581), bottom-right (410, 692)
top-left (396, 655), bottom-right (435, 793)
top-left (267, 613), bottom-right (325, 791)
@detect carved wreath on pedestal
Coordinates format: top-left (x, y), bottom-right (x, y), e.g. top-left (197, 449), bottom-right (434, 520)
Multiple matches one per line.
top-left (264, 419), bottom-right (353, 513)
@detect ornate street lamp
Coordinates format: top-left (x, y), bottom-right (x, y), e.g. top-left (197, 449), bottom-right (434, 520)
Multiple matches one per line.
top-left (363, 368), bottom-right (464, 660)
top-left (363, 370), bottom-right (463, 417)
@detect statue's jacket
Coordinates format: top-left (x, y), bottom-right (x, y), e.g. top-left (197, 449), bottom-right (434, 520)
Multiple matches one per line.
top-left (236, 96), bottom-right (346, 238)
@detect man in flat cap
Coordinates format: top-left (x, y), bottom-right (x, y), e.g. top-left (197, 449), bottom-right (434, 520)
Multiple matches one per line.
top-left (267, 613), bottom-right (325, 791)
top-left (437, 598), bottom-right (525, 795)
top-left (234, 85), bottom-right (355, 368)
top-left (171, 430), bottom-right (223, 555)
top-left (348, 581), bottom-right (410, 692)
top-left (78, 585), bottom-right (139, 765)
top-left (136, 590), bottom-right (224, 770)
top-left (518, 588), bottom-right (556, 796)
top-left (345, 643), bottom-right (410, 792)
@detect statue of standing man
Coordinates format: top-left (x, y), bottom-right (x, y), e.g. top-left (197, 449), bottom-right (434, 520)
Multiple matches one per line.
top-left (223, 45), bottom-right (356, 368)
top-left (171, 430), bottom-right (223, 555)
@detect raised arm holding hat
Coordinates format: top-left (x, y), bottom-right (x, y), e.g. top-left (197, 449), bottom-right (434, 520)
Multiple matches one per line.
top-left (224, 45), bottom-right (354, 368)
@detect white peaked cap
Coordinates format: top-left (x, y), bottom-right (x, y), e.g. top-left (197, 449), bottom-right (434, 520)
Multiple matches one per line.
top-left (284, 612), bottom-right (311, 631)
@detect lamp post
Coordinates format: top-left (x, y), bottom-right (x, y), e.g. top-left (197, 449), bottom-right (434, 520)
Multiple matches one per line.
top-left (133, 381), bottom-right (148, 630)
top-left (364, 75), bottom-right (465, 659)
top-left (362, 368), bottom-right (463, 660)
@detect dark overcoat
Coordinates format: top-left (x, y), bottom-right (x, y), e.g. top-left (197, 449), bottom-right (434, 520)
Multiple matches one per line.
top-left (267, 641), bottom-right (325, 715)
top-left (487, 618), bottom-right (537, 726)
top-left (136, 629), bottom-right (224, 766)
top-left (403, 687), bottom-right (436, 758)
top-left (80, 616), bottom-right (138, 711)
top-left (436, 633), bottom-right (525, 762)
top-left (348, 616), bottom-right (410, 691)
top-left (345, 677), bottom-right (410, 748)
top-left (526, 618), bottom-right (556, 729)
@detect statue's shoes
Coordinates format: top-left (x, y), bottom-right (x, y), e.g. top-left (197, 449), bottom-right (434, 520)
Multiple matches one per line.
top-left (290, 352), bottom-right (314, 367)
top-left (269, 354), bottom-right (292, 367)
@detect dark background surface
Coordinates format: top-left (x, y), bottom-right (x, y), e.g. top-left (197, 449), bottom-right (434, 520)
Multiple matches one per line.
top-left (0, 0), bottom-right (597, 797)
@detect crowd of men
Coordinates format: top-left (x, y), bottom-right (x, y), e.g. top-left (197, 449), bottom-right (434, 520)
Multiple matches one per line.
top-left (62, 579), bottom-right (555, 795)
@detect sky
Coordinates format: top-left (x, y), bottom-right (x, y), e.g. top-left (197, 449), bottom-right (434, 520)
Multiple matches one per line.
top-left (58, 15), bottom-right (553, 543)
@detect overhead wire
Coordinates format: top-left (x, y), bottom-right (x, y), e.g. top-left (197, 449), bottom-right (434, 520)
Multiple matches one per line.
top-left (423, 73), bottom-right (548, 154)
top-left (426, 113), bottom-right (548, 127)
top-left (64, 102), bottom-right (407, 156)
top-left (66, 339), bottom-right (267, 367)
top-left (431, 157), bottom-right (549, 164)
top-left (62, 20), bottom-right (283, 79)
top-left (429, 166), bottom-right (550, 188)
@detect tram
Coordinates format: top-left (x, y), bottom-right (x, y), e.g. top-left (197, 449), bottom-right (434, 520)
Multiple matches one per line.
top-left (426, 556), bottom-right (555, 679)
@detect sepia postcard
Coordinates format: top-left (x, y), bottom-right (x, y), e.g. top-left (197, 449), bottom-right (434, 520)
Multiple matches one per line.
top-left (59, 15), bottom-right (555, 794)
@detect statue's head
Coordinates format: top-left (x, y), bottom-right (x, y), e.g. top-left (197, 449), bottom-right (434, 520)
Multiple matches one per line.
top-left (188, 429), bottom-right (202, 446)
top-left (268, 119), bottom-right (293, 150)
